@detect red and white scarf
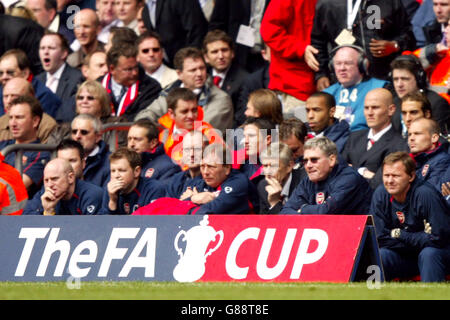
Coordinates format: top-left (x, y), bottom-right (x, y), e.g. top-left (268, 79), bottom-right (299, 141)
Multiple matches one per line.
top-left (102, 73), bottom-right (139, 116)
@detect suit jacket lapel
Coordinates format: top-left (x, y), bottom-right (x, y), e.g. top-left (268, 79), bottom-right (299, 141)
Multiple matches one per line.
top-left (56, 65), bottom-right (68, 98)
top-left (155, 0), bottom-right (163, 26)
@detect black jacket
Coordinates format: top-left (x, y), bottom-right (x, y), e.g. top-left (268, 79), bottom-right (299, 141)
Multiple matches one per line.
top-left (141, 0), bottom-right (208, 67)
top-left (423, 20), bottom-right (444, 45)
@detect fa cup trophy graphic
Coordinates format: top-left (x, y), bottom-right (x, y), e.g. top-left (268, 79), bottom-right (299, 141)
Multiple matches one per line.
top-left (173, 215), bottom-right (224, 282)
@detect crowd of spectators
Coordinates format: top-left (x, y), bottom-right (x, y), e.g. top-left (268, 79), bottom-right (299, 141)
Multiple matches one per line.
top-left (0, 0), bottom-right (450, 281)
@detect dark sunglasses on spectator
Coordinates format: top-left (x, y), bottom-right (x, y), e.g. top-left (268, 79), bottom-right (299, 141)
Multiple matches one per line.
top-left (302, 157), bottom-right (321, 165)
top-left (141, 47), bottom-right (161, 54)
top-left (76, 95), bottom-right (95, 101)
top-left (71, 129), bottom-right (90, 135)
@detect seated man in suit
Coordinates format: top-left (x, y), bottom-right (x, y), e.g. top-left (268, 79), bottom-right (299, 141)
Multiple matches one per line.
top-left (135, 47), bottom-right (233, 132)
top-left (137, 31), bottom-right (178, 88)
top-left (280, 136), bottom-right (373, 215)
top-left (305, 92), bottom-right (350, 153)
top-left (101, 42), bottom-right (162, 121)
top-left (0, 49), bottom-right (61, 119)
top-left (203, 29), bottom-right (249, 128)
top-left (258, 142), bottom-right (307, 214)
top-left (408, 118), bottom-right (450, 192)
top-left (23, 158), bottom-right (103, 215)
top-left (37, 31), bottom-right (84, 123)
top-left (127, 118), bottom-right (180, 183)
top-left (342, 88), bottom-right (408, 189)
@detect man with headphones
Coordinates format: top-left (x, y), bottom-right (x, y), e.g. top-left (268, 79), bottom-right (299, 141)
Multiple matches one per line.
top-left (323, 45), bottom-right (389, 132)
top-left (390, 54), bottom-right (450, 136)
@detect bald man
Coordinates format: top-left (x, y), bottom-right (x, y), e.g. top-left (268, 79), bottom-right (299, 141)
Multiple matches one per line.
top-left (67, 9), bottom-right (104, 69)
top-left (23, 158), bottom-right (104, 215)
top-left (342, 88), bottom-right (409, 189)
top-left (0, 78), bottom-right (57, 143)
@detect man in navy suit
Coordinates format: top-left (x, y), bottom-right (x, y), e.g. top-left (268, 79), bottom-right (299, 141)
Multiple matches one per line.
top-left (36, 32), bottom-right (84, 123)
top-left (342, 88), bottom-right (408, 189)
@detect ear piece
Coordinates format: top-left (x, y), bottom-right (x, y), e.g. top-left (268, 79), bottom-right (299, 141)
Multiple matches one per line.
top-left (389, 55), bottom-right (428, 90)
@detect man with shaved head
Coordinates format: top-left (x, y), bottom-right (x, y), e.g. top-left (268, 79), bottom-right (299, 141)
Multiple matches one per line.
top-left (0, 78), bottom-right (57, 143)
top-left (408, 117), bottom-right (450, 191)
top-left (23, 158), bottom-right (103, 215)
top-left (67, 9), bottom-right (104, 69)
top-left (342, 88), bottom-right (408, 189)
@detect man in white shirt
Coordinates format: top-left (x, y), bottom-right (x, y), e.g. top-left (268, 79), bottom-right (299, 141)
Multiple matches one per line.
top-left (136, 31), bottom-right (177, 88)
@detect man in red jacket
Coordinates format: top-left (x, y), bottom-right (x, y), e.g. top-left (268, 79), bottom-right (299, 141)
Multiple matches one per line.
top-left (260, 0), bottom-right (318, 121)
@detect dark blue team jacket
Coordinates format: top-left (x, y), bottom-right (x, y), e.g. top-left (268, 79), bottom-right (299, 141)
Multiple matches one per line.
top-left (371, 178), bottom-right (450, 254)
top-left (23, 179), bottom-right (103, 215)
top-left (101, 177), bottom-right (165, 215)
top-left (140, 144), bottom-right (181, 183)
top-left (165, 170), bottom-right (203, 199)
top-left (280, 162), bottom-right (372, 215)
top-left (83, 140), bottom-right (111, 187)
top-left (413, 143), bottom-right (450, 192)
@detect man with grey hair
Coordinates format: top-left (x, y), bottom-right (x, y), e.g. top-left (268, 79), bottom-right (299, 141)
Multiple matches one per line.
top-left (22, 158), bottom-right (103, 215)
top-left (280, 136), bottom-right (372, 214)
top-left (258, 142), bottom-right (307, 214)
top-left (71, 113), bottom-right (111, 186)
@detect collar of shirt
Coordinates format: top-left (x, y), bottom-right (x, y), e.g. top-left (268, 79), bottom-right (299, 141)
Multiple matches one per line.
top-left (367, 123), bottom-right (392, 142)
top-left (172, 125), bottom-right (184, 138)
top-left (179, 83), bottom-right (202, 96)
top-left (111, 77), bottom-right (125, 100)
top-left (48, 14), bottom-right (59, 33)
top-left (281, 172), bottom-right (293, 198)
top-left (47, 62), bottom-right (66, 82)
top-left (146, 63), bottom-right (166, 82)
top-left (88, 145), bottom-right (100, 158)
top-left (212, 69), bottom-right (228, 87)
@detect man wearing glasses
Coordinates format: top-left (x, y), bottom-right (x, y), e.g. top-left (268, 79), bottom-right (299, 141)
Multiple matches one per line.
top-left (101, 43), bottom-right (162, 121)
top-left (280, 136), bottom-right (372, 215)
top-left (71, 114), bottom-right (111, 186)
top-left (136, 31), bottom-right (178, 88)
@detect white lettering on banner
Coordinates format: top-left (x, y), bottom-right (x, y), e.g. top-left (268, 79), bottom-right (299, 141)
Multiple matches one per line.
top-left (225, 227), bottom-right (260, 279)
top-left (119, 228), bottom-right (157, 277)
top-left (290, 229), bottom-right (329, 279)
top-left (68, 240), bottom-right (98, 278)
top-left (15, 228), bottom-right (50, 276)
top-left (226, 228), bottom-right (329, 280)
top-left (15, 227), bottom-right (157, 279)
top-left (256, 228), bottom-right (297, 280)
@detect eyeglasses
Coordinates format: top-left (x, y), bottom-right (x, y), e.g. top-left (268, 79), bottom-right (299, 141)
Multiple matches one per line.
top-left (71, 129), bottom-right (90, 135)
top-left (76, 95), bottom-right (96, 101)
top-left (302, 157), bottom-right (321, 165)
top-left (141, 47), bottom-right (161, 54)
top-left (0, 70), bottom-right (16, 77)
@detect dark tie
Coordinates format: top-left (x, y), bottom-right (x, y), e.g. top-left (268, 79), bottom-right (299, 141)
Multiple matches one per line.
top-left (213, 75), bottom-right (222, 87)
top-left (117, 86), bottom-right (127, 103)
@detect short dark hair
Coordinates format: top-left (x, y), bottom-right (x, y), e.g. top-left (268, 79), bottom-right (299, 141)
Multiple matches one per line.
top-left (110, 147), bottom-right (142, 170)
top-left (9, 95), bottom-right (43, 121)
top-left (57, 139), bottom-right (85, 160)
top-left (42, 31), bottom-right (70, 54)
top-left (109, 27), bottom-right (138, 48)
top-left (44, 0), bottom-right (57, 11)
top-left (202, 29), bottom-right (235, 53)
top-left (107, 43), bottom-right (138, 67)
top-left (137, 30), bottom-right (162, 47)
top-left (307, 92), bottom-right (336, 110)
top-left (279, 118), bottom-right (308, 143)
top-left (401, 91), bottom-right (432, 117)
top-left (173, 47), bottom-right (205, 71)
top-left (131, 118), bottom-right (159, 141)
top-left (383, 151), bottom-right (416, 177)
top-left (0, 49), bottom-right (30, 71)
top-left (166, 87), bottom-right (198, 112)
top-left (243, 116), bottom-right (276, 133)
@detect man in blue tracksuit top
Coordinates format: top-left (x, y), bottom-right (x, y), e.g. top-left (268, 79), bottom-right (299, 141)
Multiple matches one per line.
top-left (183, 143), bottom-right (259, 215)
top-left (280, 136), bottom-right (372, 215)
top-left (305, 92), bottom-right (350, 153)
top-left (408, 118), bottom-right (450, 192)
top-left (101, 147), bottom-right (165, 215)
top-left (371, 151), bottom-right (450, 282)
top-left (128, 119), bottom-right (180, 184)
top-left (22, 158), bottom-right (103, 215)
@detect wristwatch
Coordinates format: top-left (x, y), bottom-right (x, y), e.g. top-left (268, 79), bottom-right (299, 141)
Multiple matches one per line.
top-left (391, 228), bottom-right (401, 238)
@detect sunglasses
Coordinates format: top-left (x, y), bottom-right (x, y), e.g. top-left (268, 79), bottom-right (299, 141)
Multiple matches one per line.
top-left (71, 129), bottom-right (90, 136)
top-left (141, 47), bottom-right (161, 54)
top-left (302, 157), bottom-right (321, 165)
top-left (76, 95), bottom-right (95, 101)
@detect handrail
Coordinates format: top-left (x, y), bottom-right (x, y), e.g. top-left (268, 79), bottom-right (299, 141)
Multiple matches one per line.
top-left (101, 122), bottom-right (133, 152)
top-left (0, 144), bottom-right (58, 175)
